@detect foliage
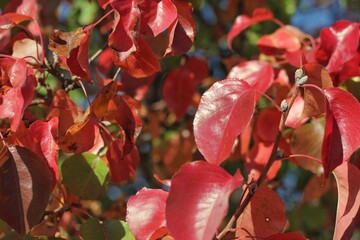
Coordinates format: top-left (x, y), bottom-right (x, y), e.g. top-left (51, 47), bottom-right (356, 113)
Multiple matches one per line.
top-left (0, 0), bottom-right (360, 240)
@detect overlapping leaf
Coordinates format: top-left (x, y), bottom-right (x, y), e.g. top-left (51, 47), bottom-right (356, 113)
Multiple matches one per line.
top-left (166, 161), bottom-right (242, 240)
top-left (194, 78), bottom-right (256, 164)
top-left (80, 219), bottom-right (135, 240)
top-left (227, 60), bottom-right (274, 97)
top-left (127, 188), bottom-right (169, 240)
top-left (322, 88), bottom-right (360, 178)
top-left (0, 146), bottom-right (52, 237)
top-left (265, 232), bottom-right (308, 240)
top-left (333, 162), bottom-right (360, 240)
top-left (228, 8), bottom-right (275, 50)
top-left (0, 58), bottom-right (37, 131)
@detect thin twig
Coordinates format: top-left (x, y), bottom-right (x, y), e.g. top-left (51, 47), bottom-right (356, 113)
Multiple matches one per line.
top-left (216, 87), bottom-right (301, 239)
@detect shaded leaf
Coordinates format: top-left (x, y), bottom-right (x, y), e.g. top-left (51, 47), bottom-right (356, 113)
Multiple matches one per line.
top-left (228, 8), bottom-right (274, 50)
top-left (254, 107), bottom-right (281, 143)
top-left (301, 63), bottom-right (333, 120)
top-left (322, 88), bottom-right (360, 178)
top-left (227, 60), bottom-right (274, 97)
top-left (236, 185), bottom-right (287, 238)
top-left (106, 141), bottom-right (140, 183)
top-left (166, 161), bottom-right (242, 240)
top-left (61, 152), bottom-right (109, 200)
top-left (127, 188), bottom-right (168, 240)
top-left (265, 232), bottom-right (308, 240)
top-left (290, 119), bottom-right (324, 174)
top-left (333, 162), bottom-right (360, 240)
top-left (0, 146), bottom-right (52, 237)
top-left (80, 218), bottom-right (134, 240)
top-left (194, 79), bottom-right (255, 164)
top-left (121, 72), bottom-right (156, 101)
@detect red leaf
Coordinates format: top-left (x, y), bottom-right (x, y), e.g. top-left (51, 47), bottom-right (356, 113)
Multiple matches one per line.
top-left (0, 58), bottom-right (36, 131)
top-left (255, 107), bottom-right (282, 143)
top-left (0, 13), bottom-right (32, 31)
top-left (265, 232), bottom-right (308, 240)
top-left (0, 146), bottom-right (52, 237)
top-left (113, 35), bottom-right (161, 78)
top-left (97, 47), bottom-right (113, 76)
top-left (109, 0), bottom-right (140, 59)
top-left (106, 140), bottom-right (140, 183)
top-left (127, 188), bottom-right (169, 240)
top-left (333, 162), bottom-right (360, 240)
top-left (29, 117), bottom-right (59, 186)
top-left (121, 72), bottom-right (156, 100)
top-left (246, 142), bottom-right (281, 180)
top-left (194, 79), bottom-right (255, 164)
top-left (236, 185), bottom-right (287, 238)
top-left (257, 26), bottom-right (302, 55)
top-left (3, 0), bottom-right (38, 18)
top-left (228, 8), bottom-right (274, 50)
top-left (166, 161), bottom-right (242, 240)
top-left (165, 0), bottom-right (196, 56)
top-left (185, 57), bottom-right (208, 85)
top-left (139, 0), bottom-right (177, 37)
top-left (316, 20), bottom-right (359, 75)
top-left (162, 67), bottom-right (195, 119)
top-left (322, 88), bottom-right (360, 178)
top-left (227, 60), bottom-right (274, 97)
top-left (285, 95), bottom-right (306, 128)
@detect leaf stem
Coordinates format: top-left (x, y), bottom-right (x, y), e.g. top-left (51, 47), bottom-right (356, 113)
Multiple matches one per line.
top-left (93, 8), bottom-right (114, 28)
top-left (256, 91), bottom-right (282, 112)
top-left (216, 87), bottom-right (300, 239)
top-left (282, 154), bottom-right (322, 165)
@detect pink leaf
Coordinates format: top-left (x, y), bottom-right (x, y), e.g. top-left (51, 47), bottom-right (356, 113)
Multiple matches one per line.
top-left (127, 188), bottom-right (169, 240)
top-left (227, 60), bottom-right (274, 97)
top-left (194, 79), bottom-right (255, 164)
top-left (228, 8), bottom-right (274, 50)
top-left (333, 162), bottom-right (360, 240)
top-left (166, 161), bottom-right (242, 240)
top-left (322, 88), bottom-right (360, 178)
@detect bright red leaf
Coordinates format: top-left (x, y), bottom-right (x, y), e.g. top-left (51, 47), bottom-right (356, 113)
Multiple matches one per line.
top-left (257, 26), bottom-right (302, 55)
top-left (109, 0), bottom-right (140, 60)
top-left (166, 161), bottom-right (242, 240)
top-left (127, 188), bottom-right (169, 240)
top-left (228, 8), bottom-right (274, 50)
top-left (316, 20), bottom-right (359, 77)
top-left (322, 88), bottom-right (360, 178)
top-left (139, 0), bottom-right (177, 37)
top-left (333, 162), bottom-right (360, 240)
top-left (227, 60), bottom-right (274, 97)
top-left (194, 79), bottom-right (256, 164)
top-left (236, 185), bottom-right (287, 238)
top-left (0, 58), bottom-right (36, 131)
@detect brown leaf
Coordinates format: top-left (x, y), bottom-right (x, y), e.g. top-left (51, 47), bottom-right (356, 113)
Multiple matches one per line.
top-left (0, 146), bottom-right (52, 237)
top-left (301, 63), bottom-right (333, 120)
top-left (49, 28), bottom-right (86, 58)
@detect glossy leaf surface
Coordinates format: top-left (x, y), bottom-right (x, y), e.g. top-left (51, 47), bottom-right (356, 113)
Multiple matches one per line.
top-left (333, 162), bottom-right (360, 240)
top-left (127, 188), bottom-right (168, 240)
top-left (166, 161), bottom-right (242, 240)
top-left (0, 146), bottom-right (52, 237)
top-left (194, 79), bottom-right (255, 164)
top-left (322, 88), bottom-right (360, 178)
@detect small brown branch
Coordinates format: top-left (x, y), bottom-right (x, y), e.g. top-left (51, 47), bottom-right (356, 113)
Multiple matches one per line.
top-left (216, 87), bottom-right (300, 239)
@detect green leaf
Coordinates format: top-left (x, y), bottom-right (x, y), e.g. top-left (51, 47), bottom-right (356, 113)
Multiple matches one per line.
top-left (0, 219), bottom-right (20, 240)
top-left (80, 219), bottom-right (135, 240)
top-left (61, 152), bottom-right (109, 200)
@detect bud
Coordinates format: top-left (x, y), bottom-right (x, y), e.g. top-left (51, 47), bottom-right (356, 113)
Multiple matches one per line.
top-left (280, 99), bottom-right (288, 112)
top-left (295, 68), bottom-right (304, 81)
top-left (296, 75), bottom-right (308, 86)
